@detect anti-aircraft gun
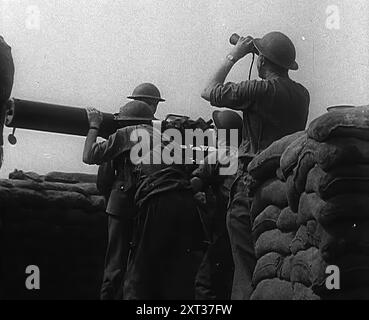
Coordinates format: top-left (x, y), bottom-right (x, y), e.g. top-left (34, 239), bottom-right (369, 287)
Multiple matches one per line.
top-left (4, 98), bottom-right (215, 162)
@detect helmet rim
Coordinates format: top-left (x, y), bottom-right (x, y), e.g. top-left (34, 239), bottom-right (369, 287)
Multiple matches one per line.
top-left (114, 100), bottom-right (155, 121)
top-left (253, 32), bottom-right (299, 71)
top-left (127, 94), bottom-right (166, 102)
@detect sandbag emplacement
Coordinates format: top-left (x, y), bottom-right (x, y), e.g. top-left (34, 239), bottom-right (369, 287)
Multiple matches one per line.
top-left (308, 106), bottom-right (369, 142)
top-left (0, 171), bottom-right (107, 300)
top-left (251, 279), bottom-right (320, 300)
top-left (280, 134), bottom-right (308, 179)
top-left (305, 165), bottom-right (369, 200)
top-left (255, 229), bottom-right (294, 258)
top-left (250, 109), bottom-right (369, 300)
top-left (252, 252), bottom-right (284, 286)
top-left (297, 193), bottom-right (325, 225)
top-left (290, 247), bottom-right (327, 287)
top-left (252, 205), bottom-right (281, 240)
top-left (316, 194), bottom-right (369, 227)
top-left (248, 131), bottom-right (305, 181)
top-left (251, 279), bottom-right (294, 300)
top-left (250, 178), bottom-right (288, 222)
top-left (277, 207), bottom-right (298, 232)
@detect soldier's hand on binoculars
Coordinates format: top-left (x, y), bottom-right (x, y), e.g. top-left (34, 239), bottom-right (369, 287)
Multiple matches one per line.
top-left (86, 107), bottom-right (103, 128)
top-left (230, 36), bottom-right (254, 61)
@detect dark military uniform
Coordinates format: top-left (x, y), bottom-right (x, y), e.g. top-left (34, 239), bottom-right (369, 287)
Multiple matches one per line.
top-left (192, 148), bottom-right (237, 300)
top-left (86, 124), bottom-right (204, 300)
top-left (209, 77), bottom-right (310, 299)
top-left (123, 166), bottom-right (204, 300)
top-left (86, 124), bottom-right (149, 300)
top-left (98, 156), bottom-right (137, 300)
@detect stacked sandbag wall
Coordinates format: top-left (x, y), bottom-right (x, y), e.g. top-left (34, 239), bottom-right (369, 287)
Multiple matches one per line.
top-left (280, 106), bottom-right (369, 299)
top-left (247, 131), bottom-right (321, 300)
top-left (0, 171), bottom-right (107, 300)
top-left (248, 106), bottom-right (369, 300)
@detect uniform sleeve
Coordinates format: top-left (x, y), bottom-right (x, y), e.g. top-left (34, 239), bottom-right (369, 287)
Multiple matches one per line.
top-left (209, 80), bottom-right (268, 109)
top-left (85, 126), bottom-right (137, 165)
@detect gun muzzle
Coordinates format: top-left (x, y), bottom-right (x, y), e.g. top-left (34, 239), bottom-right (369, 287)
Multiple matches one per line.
top-left (229, 33), bottom-right (240, 45)
top-left (5, 98), bottom-right (119, 139)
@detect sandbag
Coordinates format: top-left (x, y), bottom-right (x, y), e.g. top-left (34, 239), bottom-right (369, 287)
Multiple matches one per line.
top-left (8, 170), bottom-right (43, 182)
top-left (45, 172), bottom-right (97, 184)
top-left (306, 165), bottom-right (369, 200)
top-left (290, 247), bottom-right (324, 287)
top-left (252, 252), bottom-right (284, 286)
top-left (44, 190), bottom-right (91, 210)
top-left (250, 178), bottom-right (288, 222)
top-left (291, 139), bottom-right (323, 194)
top-left (290, 225), bottom-right (309, 255)
top-left (280, 255), bottom-right (294, 281)
top-left (0, 179), bottom-right (43, 191)
top-left (293, 283), bottom-right (320, 300)
top-left (308, 106), bottom-right (369, 142)
top-left (286, 174), bottom-right (301, 212)
top-left (248, 131), bottom-right (305, 181)
top-left (280, 133), bottom-right (308, 178)
top-left (277, 207), bottom-right (298, 232)
top-left (290, 221), bottom-right (321, 255)
top-left (252, 205), bottom-right (281, 240)
top-left (276, 167), bottom-right (286, 182)
top-left (255, 229), bottom-right (294, 259)
top-left (0, 179), bottom-right (98, 196)
top-left (300, 138), bottom-right (369, 171)
top-left (297, 193), bottom-right (325, 226)
top-left (0, 187), bottom-right (46, 208)
top-left (311, 253), bottom-right (329, 293)
top-left (293, 138), bottom-right (369, 195)
top-left (251, 279), bottom-right (294, 300)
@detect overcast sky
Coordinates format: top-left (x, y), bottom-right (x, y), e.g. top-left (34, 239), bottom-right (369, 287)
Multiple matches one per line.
top-left (1, 0), bottom-right (368, 178)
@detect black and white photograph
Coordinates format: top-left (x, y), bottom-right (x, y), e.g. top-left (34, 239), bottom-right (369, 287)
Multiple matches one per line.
top-left (0, 0), bottom-right (369, 307)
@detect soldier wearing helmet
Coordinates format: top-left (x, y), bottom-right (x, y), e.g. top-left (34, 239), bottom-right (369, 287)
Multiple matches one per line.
top-left (95, 84), bottom-right (163, 300)
top-left (85, 100), bottom-right (155, 300)
top-left (127, 82), bottom-right (165, 115)
top-left (201, 31), bottom-right (310, 300)
top-left (84, 101), bottom-right (204, 300)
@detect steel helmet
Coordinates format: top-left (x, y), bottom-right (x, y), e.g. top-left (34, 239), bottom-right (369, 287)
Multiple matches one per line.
top-left (253, 31), bottom-right (298, 71)
top-left (212, 110), bottom-right (243, 131)
top-left (127, 83), bottom-right (165, 102)
top-left (114, 100), bottom-right (155, 121)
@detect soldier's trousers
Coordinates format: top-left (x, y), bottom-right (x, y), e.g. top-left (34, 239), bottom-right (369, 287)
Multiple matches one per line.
top-left (227, 172), bottom-right (256, 300)
top-left (195, 233), bottom-right (234, 300)
top-left (100, 215), bottom-right (132, 300)
top-left (123, 190), bottom-right (204, 300)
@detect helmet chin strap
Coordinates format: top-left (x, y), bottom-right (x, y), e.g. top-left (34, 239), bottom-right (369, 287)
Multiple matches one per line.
top-left (249, 53), bottom-right (255, 80)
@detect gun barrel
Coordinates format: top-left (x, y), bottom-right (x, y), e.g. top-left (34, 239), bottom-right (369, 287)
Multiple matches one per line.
top-left (5, 98), bottom-right (118, 139)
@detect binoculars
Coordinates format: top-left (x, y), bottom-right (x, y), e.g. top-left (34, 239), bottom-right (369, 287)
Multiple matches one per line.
top-left (229, 33), bottom-right (258, 54)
